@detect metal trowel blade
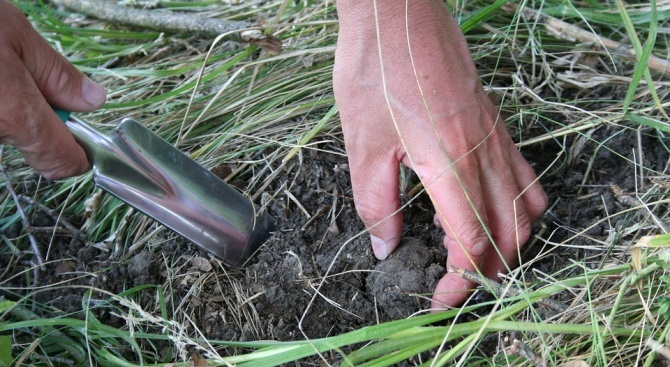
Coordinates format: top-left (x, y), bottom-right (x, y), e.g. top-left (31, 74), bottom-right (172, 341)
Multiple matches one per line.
top-left (65, 115), bottom-right (274, 266)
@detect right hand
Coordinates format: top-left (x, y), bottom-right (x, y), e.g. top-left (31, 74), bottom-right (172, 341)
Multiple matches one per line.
top-left (333, 0), bottom-right (548, 308)
top-left (0, 0), bottom-right (106, 179)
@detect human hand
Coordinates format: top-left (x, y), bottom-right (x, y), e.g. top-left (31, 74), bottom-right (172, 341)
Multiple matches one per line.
top-left (0, 0), bottom-right (106, 179)
top-left (333, 1), bottom-right (548, 308)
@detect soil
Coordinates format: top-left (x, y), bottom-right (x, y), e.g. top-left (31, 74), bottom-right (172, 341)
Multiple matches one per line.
top-left (2, 119), bottom-right (669, 360)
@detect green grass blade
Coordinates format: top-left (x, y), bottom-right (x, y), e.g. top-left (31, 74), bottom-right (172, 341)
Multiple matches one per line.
top-left (460, 0), bottom-right (509, 34)
top-left (617, 0), bottom-right (665, 118)
top-left (0, 334), bottom-right (12, 367)
top-left (626, 113), bottom-right (670, 133)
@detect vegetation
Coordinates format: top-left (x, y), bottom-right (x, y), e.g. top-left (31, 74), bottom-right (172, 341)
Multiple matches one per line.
top-left (1, 0), bottom-right (669, 366)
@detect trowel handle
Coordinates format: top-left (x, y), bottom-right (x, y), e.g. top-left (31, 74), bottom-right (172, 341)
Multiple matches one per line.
top-left (54, 107), bottom-right (71, 123)
top-left (53, 107), bottom-right (111, 161)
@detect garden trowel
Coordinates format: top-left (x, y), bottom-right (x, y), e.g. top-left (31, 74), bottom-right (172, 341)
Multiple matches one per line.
top-left (56, 109), bottom-right (274, 266)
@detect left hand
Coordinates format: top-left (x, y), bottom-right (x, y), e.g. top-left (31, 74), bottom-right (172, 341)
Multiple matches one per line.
top-left (0, 0), bottom-right (106, 179)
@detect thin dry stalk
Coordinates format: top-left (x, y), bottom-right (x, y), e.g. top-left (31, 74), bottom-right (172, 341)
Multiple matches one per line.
top-left (0, 147), bottom-right (45, 271)
top-left (52, 0), bottom-right (251, 40)
top-left (449, 265), bottom-right (568, 313)
top-left (18, 195), bottom-right (86, 239)
top-left (505, 3), bottom-right (670, 74)
top-left (505, 336), bottom-right (546, 367)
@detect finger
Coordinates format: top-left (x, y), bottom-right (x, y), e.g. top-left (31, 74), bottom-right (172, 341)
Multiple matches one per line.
top-left (508, 142), bottom-right (548, 221)
top-left (477, 148), bottom-right (531, 279)
top-left (14, 11), bottom-right (105, 111)
top-left (431, 271), bottom-right (476, 310)
top-left (348, 151), bottom-right (404, 260)
top-left (19, 108), bottom-right (91, 179)
top-left (423, 159), bottom-right (491, 308)
top-left (463, 137), bottom-right (547, 283)
top-left (0, 51), bottom-right (89, 179)
top-left (477, 147), bottom-right (547, 279)
top-left (478, 90), bottom-right (546, 221)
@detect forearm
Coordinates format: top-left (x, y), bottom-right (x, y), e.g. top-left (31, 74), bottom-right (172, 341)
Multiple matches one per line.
top-left (334, 0), bottom-right (480, 102)
top-left (335, 0), bottom-right (462, 43)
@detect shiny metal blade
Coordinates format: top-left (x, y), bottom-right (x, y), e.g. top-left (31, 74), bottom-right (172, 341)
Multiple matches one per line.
top-left (66, 116), bottom-right (274, 266)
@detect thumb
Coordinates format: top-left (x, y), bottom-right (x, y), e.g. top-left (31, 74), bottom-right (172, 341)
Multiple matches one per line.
top-left (18, 18), bottom-right (105, 111)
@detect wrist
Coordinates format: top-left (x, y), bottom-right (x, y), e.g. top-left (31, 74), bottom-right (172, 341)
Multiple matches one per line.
top-left (334, 0), bottom-right (482, 105)
top-left (336, 0), bottom-right (442, 40)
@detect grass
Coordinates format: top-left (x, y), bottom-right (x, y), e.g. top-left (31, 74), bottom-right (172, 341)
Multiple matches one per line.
top-left (1, 0), bottom-right (670, 366)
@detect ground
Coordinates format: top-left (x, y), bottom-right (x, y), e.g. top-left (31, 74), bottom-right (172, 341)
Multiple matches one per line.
top-left (1, 116), bottom-right (668, 359)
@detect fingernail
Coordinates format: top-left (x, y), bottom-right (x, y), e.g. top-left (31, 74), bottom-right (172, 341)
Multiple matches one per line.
top-left (433, 214), bottom-right (442, 229)
top-left (82, 78), bottom-right (106, 107)
top-left (371, 235), bottom-right (389, 260)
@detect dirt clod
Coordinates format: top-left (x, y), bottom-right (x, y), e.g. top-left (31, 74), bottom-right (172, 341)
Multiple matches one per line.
top-left (368, 237), bottom-right (436, 319)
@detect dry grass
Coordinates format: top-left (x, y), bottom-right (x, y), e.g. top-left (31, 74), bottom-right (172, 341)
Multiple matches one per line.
top-left (2, 0), bottom-right (670, 366)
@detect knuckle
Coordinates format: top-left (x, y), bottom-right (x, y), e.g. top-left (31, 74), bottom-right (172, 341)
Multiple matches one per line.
top-left (41, 168), bottom-right (75, 180)
top-left (43, 55), bottom-right (71, 96)
top-left (40, 168), bottom-right (65, 180)
top-left (353, 193), bottom-right (392, 226)
top-left (37, 153), bottom-right (84, 180)
top-left (531, 188), bottom-right (549, 216)
top-left (445, 219), bottom-right (489, 256)
top-left (502, 211), bottom-right (533, 245)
